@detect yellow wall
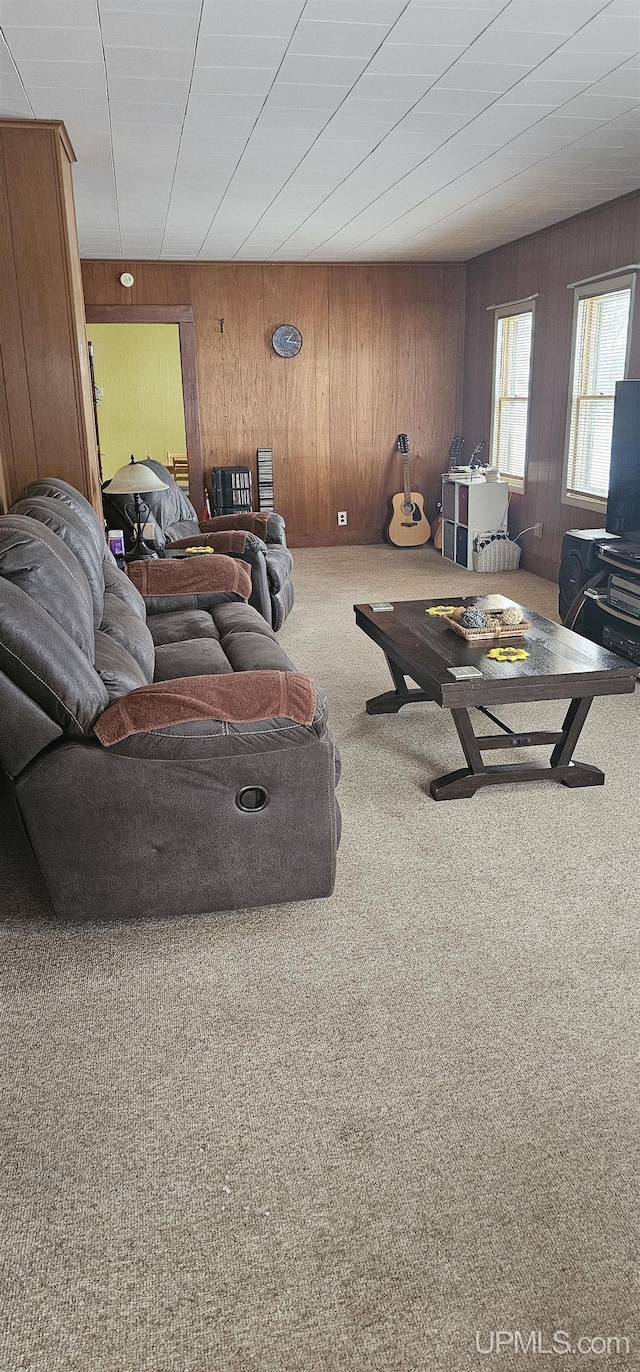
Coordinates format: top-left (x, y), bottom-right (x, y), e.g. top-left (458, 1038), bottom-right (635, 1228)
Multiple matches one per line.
top-left (87, 323), bottom-right (187, 479)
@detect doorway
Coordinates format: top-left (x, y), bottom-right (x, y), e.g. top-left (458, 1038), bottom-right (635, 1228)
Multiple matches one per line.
top-left (85, 304), bottom-right (203, 509)
top-left (88, 323), bottom-right (187, 482)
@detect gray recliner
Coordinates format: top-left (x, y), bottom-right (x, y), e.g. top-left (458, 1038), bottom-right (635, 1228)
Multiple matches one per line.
top-left (102, 461), bottom-right (295, 631)
top-left (0, 480), bottom-right (339, 920)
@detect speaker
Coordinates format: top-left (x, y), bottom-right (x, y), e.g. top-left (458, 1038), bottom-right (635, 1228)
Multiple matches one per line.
top-left (558, 529), bottom-right (608, 630)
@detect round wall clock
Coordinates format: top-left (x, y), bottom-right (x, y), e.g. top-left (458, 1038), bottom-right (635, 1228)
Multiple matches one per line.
top-left (271, 325), bottom-right (303, 358)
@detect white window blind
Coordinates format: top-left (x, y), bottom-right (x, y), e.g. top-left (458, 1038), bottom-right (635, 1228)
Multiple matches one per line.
top-left (565, 283), bottom-right (633, 501)
top-left (490, 308), bottom-right (533, 480)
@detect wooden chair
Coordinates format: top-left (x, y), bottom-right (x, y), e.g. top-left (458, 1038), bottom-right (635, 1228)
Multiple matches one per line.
top-left (167, 452), bottom-right (189, 487)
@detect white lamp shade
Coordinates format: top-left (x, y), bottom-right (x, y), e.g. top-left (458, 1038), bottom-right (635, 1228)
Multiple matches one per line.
top-left (107, 461), bottom-right (169, 495)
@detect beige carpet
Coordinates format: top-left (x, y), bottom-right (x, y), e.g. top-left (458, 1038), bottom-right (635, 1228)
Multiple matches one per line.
top-left (1, 545), bottom-right (639, 1372)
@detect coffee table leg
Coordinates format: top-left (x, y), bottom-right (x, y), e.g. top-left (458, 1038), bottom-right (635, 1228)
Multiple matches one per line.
top-left (430, 696), bottom-right (605, 800)
top-left (430, 708), bottom-right (487, 800)
top-left (365, 655), bottom-right (434, 714)
top-left (551, 696), bottom-right (605, 787)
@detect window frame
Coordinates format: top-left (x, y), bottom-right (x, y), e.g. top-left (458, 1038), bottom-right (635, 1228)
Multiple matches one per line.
top-left (561, 272), bottom-right (636, 512)
top-left (488, 300), bottom-right (536, 491)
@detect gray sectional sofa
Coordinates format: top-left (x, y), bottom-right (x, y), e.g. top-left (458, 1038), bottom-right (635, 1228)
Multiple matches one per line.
top-left (0, 480), bottom-right (339, 920)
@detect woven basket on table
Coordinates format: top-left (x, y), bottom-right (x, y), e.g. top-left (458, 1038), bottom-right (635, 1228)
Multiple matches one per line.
top-left (445, 613), bottom-right (530, 643)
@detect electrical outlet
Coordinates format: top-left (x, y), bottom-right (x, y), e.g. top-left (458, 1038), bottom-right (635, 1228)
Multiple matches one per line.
top-left (533, 522), bottom-right (543, 539)
top-left (337, 510), bottom-right (347, 526)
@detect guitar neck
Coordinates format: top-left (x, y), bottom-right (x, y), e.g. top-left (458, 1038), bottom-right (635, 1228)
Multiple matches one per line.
top-left (403, 455), bottom-right (411, 503)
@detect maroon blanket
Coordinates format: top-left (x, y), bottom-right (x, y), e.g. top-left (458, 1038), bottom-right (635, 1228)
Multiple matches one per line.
top-left (127, 555), bottom-right (251, 600)
top-left (94, 671), bottom-right (317, 746)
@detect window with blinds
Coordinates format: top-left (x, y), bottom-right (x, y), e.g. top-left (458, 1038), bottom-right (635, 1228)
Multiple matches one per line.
top-left (490, 306), bottom-right (533, 481)
top-left (564, 277), bottom-right (633, 504)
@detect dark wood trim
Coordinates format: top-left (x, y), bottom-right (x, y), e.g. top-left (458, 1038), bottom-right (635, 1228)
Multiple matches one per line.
top-left (85, 303), bottom-right (203, 509)
top-left (85, 305), bottom-right (193, 323)
top-left (176, 319), bottom-right (202, 510)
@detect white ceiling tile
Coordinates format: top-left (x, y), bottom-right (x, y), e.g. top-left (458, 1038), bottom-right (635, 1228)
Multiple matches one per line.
top-left (389, 6), bottom-right (495, 46)
top-left (277, 52), bottom-right (371, 84)
top-left (491, 1), bottom-right (609, 33)
top-left (352, 72), bottom-right (438, 102)
top-left (0, 86), bottom-right (34, 118)
top-left (412, 0), bottom-right (506, 8)
top-left (2, 24), bottom-right (103, 62)
top-left (199, 1), bottom-right (304, 38)
top-left (467, 30), bottom-right (566, 65)
top-left (366, 43), bottom-right (466, 77)
top-left (464, 103), bottom-right (557, 137)
top-left (415, 87), bottom-right (498, 115)
top-left (500, 78), bottom-right (592, 104)
top-left (289, 19), bottom-right (389, 60)
top-left (100, 0), bottom-right (200, 11)
top-left (104, 45), bottom-right (193, 80)
top-left (590, 64), bottom-right (640, 97)
top-left (2, 1), bottom-right (96, 24)
top-left (321, 119), bottom-right (405, 147)
top-left (110, 100), bottom-right (186, 126)
top-left (29, 83), bottom-right (108, 113)
top-left (335, 97), bottom-right (416, 124)
top-left (195, 34), bottom-right (289, 67)
top-left (540, 114), bottom-right (610, 137)
top-left (257, 105), bottom-right (330, 132)
top-left (185, 91), bottom-right (264, 118)
top-left (558, 92), bottom-right (640, 118)
top-left (107, 77), bottom-right (188, 106)
top-left (16, 58), bottom-right (105, 88)
top-left (439, 61), bottom-right (532, 91)
top-left (396, 110), bottom-right (474, 136)
top-left (560, 14), bottom-right (640, 52)
top-left (535, 51), bottom-right (632, 81)
top-left (502, 131), bottom-right (579, 154)
top-left (302, 3), bottom-right (407, 22)
top-left (191, 66), bottom-right (276, 96)
top-left (99, 10), bottom-right (199, 49)
top-left (265, 82), bottom-right (349, 110)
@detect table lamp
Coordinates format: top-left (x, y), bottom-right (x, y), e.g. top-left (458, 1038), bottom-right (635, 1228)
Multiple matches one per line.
top-left (106, 456), bottom-right (168, 561)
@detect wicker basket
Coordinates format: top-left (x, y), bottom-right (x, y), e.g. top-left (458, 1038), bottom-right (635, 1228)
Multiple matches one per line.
top-left (472, 530), bottom-right (521, 573)
top-left (446, 613), bottom-right (530, 642)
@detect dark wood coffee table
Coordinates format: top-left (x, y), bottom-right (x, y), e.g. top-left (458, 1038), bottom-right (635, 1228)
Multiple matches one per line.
top-left (354, 594), bottom-right (637, 800)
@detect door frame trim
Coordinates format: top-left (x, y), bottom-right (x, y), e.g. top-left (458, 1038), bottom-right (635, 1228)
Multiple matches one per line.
top-left (85, 304), bottom-right (203, 510)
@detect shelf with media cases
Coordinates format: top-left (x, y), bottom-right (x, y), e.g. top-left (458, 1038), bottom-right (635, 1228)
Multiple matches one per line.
top-left (440, 473), bottom-right (509, 571)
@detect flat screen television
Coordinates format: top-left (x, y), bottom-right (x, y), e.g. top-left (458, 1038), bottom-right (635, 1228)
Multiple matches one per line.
top-left (606, 379), bottom-right (640, 541)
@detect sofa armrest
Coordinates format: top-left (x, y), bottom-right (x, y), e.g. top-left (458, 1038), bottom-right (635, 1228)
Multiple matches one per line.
top-left (167, 529), bottom-right (267, 557)
top-left (266, 513), bottom-right (287, 546)
top-left (199, 513), bottom-right (271, 538)
top-left (93, 670), bottom-right (317, 746)
top-left (127, 554), bottom-right (251, 602)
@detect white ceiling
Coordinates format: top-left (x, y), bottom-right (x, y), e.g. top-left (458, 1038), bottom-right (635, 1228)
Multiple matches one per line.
top-left (0, 0), bottom-right (638, 261)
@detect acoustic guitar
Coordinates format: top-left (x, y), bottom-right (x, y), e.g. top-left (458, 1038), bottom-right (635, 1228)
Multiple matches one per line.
top-left (386, 435), bottom-right (430, 547)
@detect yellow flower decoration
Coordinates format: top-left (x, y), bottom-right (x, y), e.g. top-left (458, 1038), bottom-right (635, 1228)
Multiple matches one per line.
top-left (427, 605), bottom-right (457, 616)
top-left (487, 646), bottom-right (530, 662)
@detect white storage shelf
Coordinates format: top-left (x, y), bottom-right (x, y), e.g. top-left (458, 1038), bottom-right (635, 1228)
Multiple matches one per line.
top-left (441, 476), bottom-right (509, 570)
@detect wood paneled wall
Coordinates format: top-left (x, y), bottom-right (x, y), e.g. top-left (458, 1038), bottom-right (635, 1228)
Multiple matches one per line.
top-left (463, 190), bottom-right (640, 580)
top-left (82, 261), bottom-right (465, 545)
top-left (0, 120), bottom-right (101, 514)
